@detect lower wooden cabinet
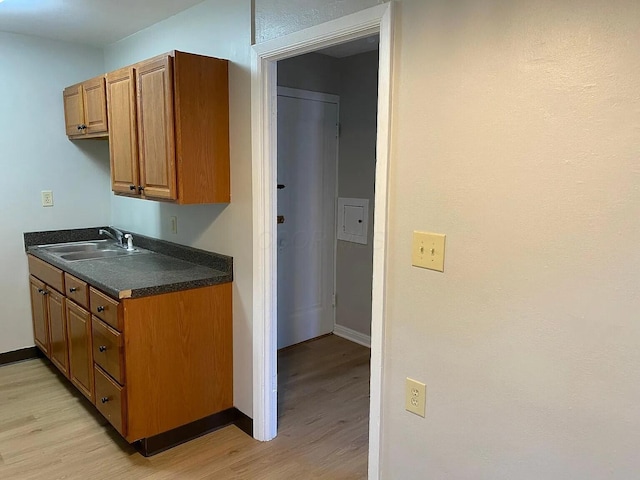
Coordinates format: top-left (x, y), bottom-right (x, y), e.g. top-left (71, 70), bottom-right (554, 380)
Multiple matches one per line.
top-left (48, 289), bottom-right (69, 377)
top-left (66, 300), bottom-right (95, 403)
top-left (29, 276), bottom-right (49, 356)
top-left (95, 365), bottom-right (126, 436)
top-left (27, 254), bottom-right (233, 447)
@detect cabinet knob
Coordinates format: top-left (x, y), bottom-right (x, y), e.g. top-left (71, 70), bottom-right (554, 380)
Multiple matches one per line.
top-left (99, 345), bottom-right (107, 352)
top-left (38, 289), bottom-right (48, 296)
top-left (97, 306), bottom-right (105, 313)
top-left (69, 287), bottom-right (77, 293)
top-left (101, 397), bottom-right (109, 404)
top-left (129, 185), bottom-right (136, 191)
top-left (138, 185), bottom-right (144, 192)
top-left (81, 124), bottom-right (87, 130)
top-left (77, 125), bottom-right (82, 131)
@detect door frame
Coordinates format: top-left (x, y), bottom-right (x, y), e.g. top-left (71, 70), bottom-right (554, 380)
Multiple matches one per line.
top-left (251, 3), bottom-right (394, 478)
top-left (276, 86), bottom-right (340, 349)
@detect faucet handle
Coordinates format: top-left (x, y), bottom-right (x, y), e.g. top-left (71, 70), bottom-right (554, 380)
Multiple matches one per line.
top-left (124, 233), bottom-right (135, 251)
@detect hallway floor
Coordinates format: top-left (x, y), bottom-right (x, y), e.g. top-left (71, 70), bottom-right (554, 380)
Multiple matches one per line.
top-left (0, 334), bottom-right (370, 479)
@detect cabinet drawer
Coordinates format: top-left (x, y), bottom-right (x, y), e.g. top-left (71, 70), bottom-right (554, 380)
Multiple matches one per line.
top-left (92, 316), bottom-right (124, 384)
top-left (90, 287), bottom-right (121, 330)
top-left (65, 273), bottom-right (89, 309)
top-left (95, 366), bottom-right (127, 436)
top-left (28, 255), bottom-right (64, 294)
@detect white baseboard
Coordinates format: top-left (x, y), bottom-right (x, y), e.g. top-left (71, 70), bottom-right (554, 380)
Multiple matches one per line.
top-left (333, 324), bottom-right (371, 348)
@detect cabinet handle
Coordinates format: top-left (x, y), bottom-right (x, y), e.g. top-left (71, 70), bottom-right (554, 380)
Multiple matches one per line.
top-left (97, 306), bottom-right (105, 313)
top-left (99, 345), bottom-right (107, 352)
top-left (101, 397), bottom-right (109, 404)
top-left (38, 289), bottom-right (48, 296)
top-left (129, 185), bottom-right (136, 191)
top-left (138, 185), bottom-right (144, 192)
top-left (69, 287), bottom-right (77, 293)
top-left (77, 125), bottom-right (82, 131)
top-left (81, 124), bottom-right (87, 130)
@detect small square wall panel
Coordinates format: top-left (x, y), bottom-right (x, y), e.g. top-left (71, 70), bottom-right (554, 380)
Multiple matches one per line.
top-left (337, 197), bottom-right (369, 245)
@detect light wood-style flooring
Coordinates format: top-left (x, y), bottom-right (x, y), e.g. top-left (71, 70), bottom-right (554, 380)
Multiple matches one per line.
top-left (0, 334), bottom-right (370, 479)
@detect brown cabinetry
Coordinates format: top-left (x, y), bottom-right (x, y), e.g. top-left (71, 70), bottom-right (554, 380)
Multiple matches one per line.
top-left (26, 253), bottom-right (233, 447)
top-left (106, 51), bottom-right (230, 204)
top-left (63, 76), bottom-right (108, 139)
top-left (66, 300), bottom-right (94, 402)
top-left (29, 276), bottom-right (49, 356)
top-left (48, 289), bottom-right (68, 377)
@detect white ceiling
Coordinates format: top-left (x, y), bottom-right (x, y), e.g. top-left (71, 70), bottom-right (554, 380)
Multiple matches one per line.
top-left (0, 0), bottom-right (205, 47)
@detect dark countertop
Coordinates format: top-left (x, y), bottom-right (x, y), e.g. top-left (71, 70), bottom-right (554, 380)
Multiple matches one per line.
top-left (25, 227), bottom-right (233, 299)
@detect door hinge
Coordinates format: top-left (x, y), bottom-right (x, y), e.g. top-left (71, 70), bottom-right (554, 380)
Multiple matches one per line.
top-left (336, 122), bottom-right (341, 138)
top-left (332, 293), bottom-right (337, 307)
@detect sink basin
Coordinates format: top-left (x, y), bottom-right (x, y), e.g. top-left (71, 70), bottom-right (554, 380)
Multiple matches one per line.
top-left (39, 240), bottom-right (150, 262)
top-left (41, 240), bottom-right (114, 254)
top-left (59, 250), bottom-right (137, 261)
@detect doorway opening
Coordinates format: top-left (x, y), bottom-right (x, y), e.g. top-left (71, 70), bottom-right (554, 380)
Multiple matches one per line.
top-left (274, 41), bottom-right (379, 475)
top-left (251, 4), bottom-right (393, 478)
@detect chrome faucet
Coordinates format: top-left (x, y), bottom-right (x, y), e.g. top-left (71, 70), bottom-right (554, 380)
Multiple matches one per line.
top-left (99, 227), bottom-right (125, 248)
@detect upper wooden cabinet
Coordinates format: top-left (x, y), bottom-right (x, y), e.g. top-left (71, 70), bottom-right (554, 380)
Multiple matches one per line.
top-left (63, 76), bottom-right (108, 139)
top-left (106, 51), bottom-right (230, 204)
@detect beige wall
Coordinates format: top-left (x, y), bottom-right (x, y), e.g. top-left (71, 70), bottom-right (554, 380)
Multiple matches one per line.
top-left (103, 0), bottom-right (253, 417)
top-left (259, 0), bottom-right (640, 476)
top-left (0, 32), bottom-right (110, 354)
top-left (382, 0), bottom-right (640, 477)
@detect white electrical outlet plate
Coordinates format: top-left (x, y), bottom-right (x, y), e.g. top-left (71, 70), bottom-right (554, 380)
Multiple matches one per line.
top-left (405, 377), bottom-right (426, 417)
top-left (170, 216), bottom-right (178, 234)
top-left (412, 231), bottom-right (445, 272)
top-left (41, 190), bottom-right (54, 207)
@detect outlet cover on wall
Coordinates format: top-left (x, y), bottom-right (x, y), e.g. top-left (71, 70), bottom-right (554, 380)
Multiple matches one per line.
top-left (405, 377), bottom-right (426, 417)
top-left (41, 190), bottom-right (54, 207)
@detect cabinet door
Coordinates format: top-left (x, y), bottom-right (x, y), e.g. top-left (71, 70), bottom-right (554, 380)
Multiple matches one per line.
top-left (82, 77), bottom-right (108, 135)
top-left (63, 84), bottom-right (84, 137)
top-left (107, 67), bottom-right (140, 195)
top-left (48, 289), bottom-right (69, 378)
top-left (29, 276), bottom-right (49, 356)
top-left (136, 56), bottom-right (176, 200)
top-left (66, 301), bottom-right (95, 403)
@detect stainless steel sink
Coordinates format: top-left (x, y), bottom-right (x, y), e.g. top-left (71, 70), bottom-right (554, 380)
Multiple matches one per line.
top-left (41, 240), bottom-right (114, 254)
top-left (39, 240), bottom-right (150, 262)
top-left (59, 250), bottom-right (136, 261)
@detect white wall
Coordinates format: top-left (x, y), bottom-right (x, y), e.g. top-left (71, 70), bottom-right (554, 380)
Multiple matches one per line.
top-left (0, 32), bottom-right (110, 354)
top-left (255, 0), bottom-right (386, 43)
top-left (257, 0), bottom-right (640, 477)
top-left (103, 0), bottom-right (253, 417)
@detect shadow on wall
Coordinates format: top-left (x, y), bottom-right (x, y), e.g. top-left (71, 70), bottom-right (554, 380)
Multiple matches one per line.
top-left (71, 140), bottom-right (111, 178)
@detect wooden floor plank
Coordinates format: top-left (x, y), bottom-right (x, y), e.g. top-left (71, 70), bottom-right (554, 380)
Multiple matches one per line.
top-left (0, 335), bottom-right (370, 479)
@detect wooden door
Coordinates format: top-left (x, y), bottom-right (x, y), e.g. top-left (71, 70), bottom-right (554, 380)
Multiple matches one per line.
top-left (107, 67), bottom-right (140, 195)
top-left (276, 89), bottom-right (339, 348)
top-left (66, 301), bottom-right (94, 403)
top-left (82, 76), bottom-right (108, 134)
top-left (136, 55), bottom-right (176, 200)
top-left (48, 289), bottom-right (69, 377)
top-left (29, 276), bottom-right (49, 355)
top-left (63, 84), bottom-right (84, 136)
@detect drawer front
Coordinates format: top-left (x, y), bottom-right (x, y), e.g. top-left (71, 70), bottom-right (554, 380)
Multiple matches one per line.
top-left (95, 366), bottom-right (127, 437)
top-left (92, 316), bottom-right (124, 384)
top-left (65, 273), bottom-right (89, 309)
top-left (28, 255), bottom-right (64, 294)
top-left (89, 287), bottom-right (121, 330)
